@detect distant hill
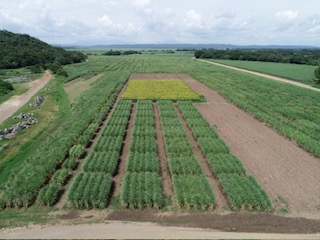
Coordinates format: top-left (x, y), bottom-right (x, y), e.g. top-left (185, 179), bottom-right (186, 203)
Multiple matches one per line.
top-left (0, 30), bottom-right (86, 69)
top-left (61, 43), bottom-right (320, 50)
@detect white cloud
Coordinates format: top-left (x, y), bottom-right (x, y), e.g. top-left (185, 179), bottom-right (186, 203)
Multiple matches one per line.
top-left (98, 15), bottom-right (113, 26)
top-left (307, 25), bottom-right (320, 33)
top-left (0, 0), bottom-right (319, 46)
top-left (275, 10), bottom-right (298, 22)
top-left (134, 0), bottom-right (150, 8)
top-left (185, 10), bottom-right (203, 28)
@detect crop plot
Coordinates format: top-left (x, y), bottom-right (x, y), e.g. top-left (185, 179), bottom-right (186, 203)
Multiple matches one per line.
top-left (121, 79), bottom-right (202, 101)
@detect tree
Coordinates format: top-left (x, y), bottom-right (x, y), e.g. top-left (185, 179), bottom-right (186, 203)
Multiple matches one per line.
top-left (314, 65), bottom-right (320, 83)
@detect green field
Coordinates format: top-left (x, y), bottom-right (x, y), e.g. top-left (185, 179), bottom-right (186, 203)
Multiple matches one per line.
top-left (0, 52), bottom-right (319, 227)
top-left (211, 59), bottom-right (318, 87)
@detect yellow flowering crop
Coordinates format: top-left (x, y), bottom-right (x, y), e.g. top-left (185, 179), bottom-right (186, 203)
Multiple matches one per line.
top-left (121, 79), bottom-right (201, 100)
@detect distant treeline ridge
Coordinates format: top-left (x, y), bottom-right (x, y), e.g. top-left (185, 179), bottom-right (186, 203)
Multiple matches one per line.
top-left (195, 49), bottom-right (320, 65)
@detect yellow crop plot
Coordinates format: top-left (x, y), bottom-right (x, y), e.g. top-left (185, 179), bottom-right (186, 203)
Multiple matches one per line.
top-left (121, 79), bottom-right (202, 100)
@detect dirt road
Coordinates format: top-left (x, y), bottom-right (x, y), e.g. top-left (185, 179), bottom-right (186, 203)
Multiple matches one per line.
top-left (197, 59), bottom-right (320, 92)
top-left (0, 71), bottom-right (52, 124)
top-left (1, 221), bottom-right (320, 239)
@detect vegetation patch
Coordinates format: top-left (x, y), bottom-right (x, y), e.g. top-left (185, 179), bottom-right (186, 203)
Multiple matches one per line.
top-left (122, 79), bottom-right (202, 101)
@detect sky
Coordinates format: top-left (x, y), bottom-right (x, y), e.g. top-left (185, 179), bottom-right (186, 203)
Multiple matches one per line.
top-left (0, 0), bottom-right (320, 46)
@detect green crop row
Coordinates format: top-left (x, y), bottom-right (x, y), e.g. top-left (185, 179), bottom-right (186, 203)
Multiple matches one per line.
top-left (126, 152), bottom-right (159, 173)
top-left (68, 172), bottom-right (113, 209)
top-left (66, 100), bottom-right (133, 209)
top-left (167, 156), bottom-right (203, 175)
top-left (121, 100), bottom-right (163, 209)
top-left (173, 175), bottom-right (215, 210)
top-left (102, 124), bottom-right (127, 137)
top-left (178, 101), bottom-right (272, 212)
top-left (83, 151), bottom-right (119, 175)
top-left (219, 174), bottom-right (272, 211)
top-left (36, 169), bottom-right (70, 206)
top-left (157, 100), bottom-right (216, 209)
top-left (121, 172), bottom-right (163, 209)
top-left (130, 136), bottom-right (157, 153)
top-left (206, 153), bottom-right (246, 176)
top-left (0, 73), bottom-right (128, 209)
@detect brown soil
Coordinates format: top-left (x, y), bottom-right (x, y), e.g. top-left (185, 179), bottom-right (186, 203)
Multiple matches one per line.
top-left (113, 103), bottom-right (137, 196)
top-left (153, 103), bottom-right (173, 196)
top-left (0, 71), bottom-right (52, 124)
top-left (181, 74), bottom-right (320, 219)
top-left (174, 105), bottom-right (230, 211)
top-left (197, 59), bottom-right (320, 92)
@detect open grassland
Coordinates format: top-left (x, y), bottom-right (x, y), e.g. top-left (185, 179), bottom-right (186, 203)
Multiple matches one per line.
top-left (122, 79), bottom-right (202, 101)
top-left (211, 59), bottom-right (318, 87)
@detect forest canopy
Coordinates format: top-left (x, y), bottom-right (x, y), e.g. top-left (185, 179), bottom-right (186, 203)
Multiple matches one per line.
top-left (194, 49), bottom-right (320, 66)
top-left (0, 30), bottom-right (86, 69)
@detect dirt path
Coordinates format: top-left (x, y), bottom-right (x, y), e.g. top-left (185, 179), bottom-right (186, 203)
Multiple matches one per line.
top-left (179, 74), bottom-right (320, 218)
top-left (197, 59), bottom-right (320, 92)
top-left (0, 71), bottom-right (53, 124)
top-left (1, 221), bottom-right (320, 239)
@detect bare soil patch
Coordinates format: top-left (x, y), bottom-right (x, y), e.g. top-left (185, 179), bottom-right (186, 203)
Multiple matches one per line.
top-left (0, 71), bottom-right (52, 124)
top-left (178, 74), bottom-right (320, 219)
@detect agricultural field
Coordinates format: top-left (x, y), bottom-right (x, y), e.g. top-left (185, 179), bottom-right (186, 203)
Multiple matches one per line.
top-left (211, 59), bottom-right (318, 87)
top-left (122, 79), bottom-right (202, 101)
top-left (0, 52), bottom-right (319, 232)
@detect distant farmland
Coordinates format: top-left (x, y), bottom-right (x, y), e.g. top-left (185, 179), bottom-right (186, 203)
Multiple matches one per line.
top-left (211, 59), bottom-right (318, 87)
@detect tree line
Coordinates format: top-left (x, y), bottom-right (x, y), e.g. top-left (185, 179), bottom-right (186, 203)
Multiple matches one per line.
top-left (0, 30), bottom-right (86, 74)
top-left (194, 49), bottom-right (320, 66)
top-left (102, 50), bottom-right (142, 56)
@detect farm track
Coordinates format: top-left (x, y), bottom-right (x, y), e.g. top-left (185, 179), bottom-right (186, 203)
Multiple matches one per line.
top-left (113, 103), bottom-right (137, 196)
top-left (174, 104), bottom-right (230, 210)
top-left (0, 71), bottom-right (52, 124)
top-left (180, 74), bottom-right (320, 218)
top-left (2, 221), bottom-right (320, 239)
top-left (154, 103), bottom-right (174, 196)
top-left (197, 59), bottom-right (320, 92)
top-left (55, 81), bottom-right (129, 208)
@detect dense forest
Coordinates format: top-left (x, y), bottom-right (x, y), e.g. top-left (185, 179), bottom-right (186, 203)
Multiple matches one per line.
top-left (194, 49), bottom-right (320, 66)
top-left (0, 30), bottom-right (86, 70)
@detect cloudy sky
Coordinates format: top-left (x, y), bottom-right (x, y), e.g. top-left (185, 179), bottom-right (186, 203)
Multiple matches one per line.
top-left (1, 0), bottom-right (320, 46)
